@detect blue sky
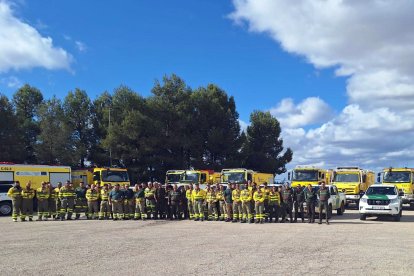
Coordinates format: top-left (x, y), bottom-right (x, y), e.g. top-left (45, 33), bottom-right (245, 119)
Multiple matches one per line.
top-left (2, 0), bottom-right (414, 170)
top-left (0, 0), bottom-right (346, 124)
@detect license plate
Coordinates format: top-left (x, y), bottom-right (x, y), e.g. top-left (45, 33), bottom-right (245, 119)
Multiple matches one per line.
top-left (372, 206), bottom-right (385, 210)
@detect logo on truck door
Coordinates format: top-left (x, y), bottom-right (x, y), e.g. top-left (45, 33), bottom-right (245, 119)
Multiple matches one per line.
top-left (0, 167), bottom-right (12, 171)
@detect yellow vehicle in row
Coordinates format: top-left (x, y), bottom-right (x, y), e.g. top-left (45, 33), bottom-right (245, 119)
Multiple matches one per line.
top-left (72, 167), bottom-right (130, 187)
top-left (288, 165), bottom-right (331, 188)
top-left (220, 168), bottom-right (274, 185)
top-left (331, 167), bottom-right (374, 207)
top-left (165, 169), bottom-right (221, 186)
top-left (0, 163), bottom-right (71, 189)
top-left (0, 163), bottom-right (71, 216)
top-left (379, 167), bottom-right (414, 208)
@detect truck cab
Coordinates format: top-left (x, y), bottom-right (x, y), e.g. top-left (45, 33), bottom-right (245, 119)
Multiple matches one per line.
top-left (379, 168), bottom-right (414, 208)
top-left (220, 168), bottom-right (274, 185)
top-left (92, 168), bottom-right (130, 187)
top-left (165, 170), bottom-right (185, 185)
top-left (331, 167), bottom-right (374, 207)
top-left (288, 166), bottom-right (329, 188)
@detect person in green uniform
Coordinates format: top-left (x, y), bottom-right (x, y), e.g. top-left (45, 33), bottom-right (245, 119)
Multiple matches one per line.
top-left (74, 182), bottom-right (88, 220)
top-left (168, 184), bottom-right (182, 220)
top-left (318, 182), bottom-right (331, 225)
top-left (304, 184), bottom-right (316, 223)
top-left (223, 184), bottom-right (233, 222)
top-left (109, 184), bottom-right (124, 220)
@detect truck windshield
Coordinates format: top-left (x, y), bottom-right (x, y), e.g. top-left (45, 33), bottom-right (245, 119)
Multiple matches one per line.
top-left (293, 170), bottom-right (318, 181)
top-left (166, 174), bottom-right (182, 183)
top-left (101, 170), bottom-right (129, 182)
top-left (333, 173), bottom-right (360, 183)
top-left (222, 172), bottom-right (245, 184)
top-left (366, 186), bottom-right (396, 195)
top-left (383, 172), bottom-right (411, 183)
top-left (183, 173), bottom-right (199, 182)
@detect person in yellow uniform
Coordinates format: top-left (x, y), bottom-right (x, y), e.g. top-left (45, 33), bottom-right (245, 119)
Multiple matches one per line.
top-left (261, 183), bottom-right (271, 222)
top-left (59, 181), bottom-right (76, 220)
top-left (48, 183), bottom-right (58, 220)
top-left (36, 182), bottom-right (50, 221)
top-left (192, 183), bottom-right (206, 221)
top-left (86, 184), bottom-right (100, 220)
top-left (20, 182), bottom-right (35, 222)
top-left (240, 186), bottom-right (253, 223)
top-left (232, 184), bottom-right (242, 223)
top-left (99, 184), bottom-right (110, 220)
top-left (254, 188), bottom-right (265, 224)
top-left (8, 181), bottom-right (23, 222)
top-left (185, 184), bottom-right (194, 220)
top-left (54, 182), bottom-right (62, 220)
top-left (216, 185), bottom-right (226, 221)
top-left (206, 186), bottom-right (218, 221)
top-left (268, 186), bottom-right (281, 223)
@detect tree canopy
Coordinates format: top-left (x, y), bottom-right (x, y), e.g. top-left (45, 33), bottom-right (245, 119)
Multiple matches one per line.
top-left (0, 74), bottom-right (293, 182)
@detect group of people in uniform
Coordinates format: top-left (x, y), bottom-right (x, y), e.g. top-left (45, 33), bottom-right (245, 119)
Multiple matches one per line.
top-left (186, 181), bottom-right (331, 224)
top-left (7, 180), bottom-right (331, 225)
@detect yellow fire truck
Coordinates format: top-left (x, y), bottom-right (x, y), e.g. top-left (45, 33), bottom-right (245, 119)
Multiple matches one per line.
top-left (0, 163), bottom-right (71, 216)
top-left (0, 163), bottom-right (71, 189)
top-left (288, 165), bottom-right (331, 188)
top-left (379, 167), bottom-right (414, 208)
top-left (331, 167), bottom-right (374, 207)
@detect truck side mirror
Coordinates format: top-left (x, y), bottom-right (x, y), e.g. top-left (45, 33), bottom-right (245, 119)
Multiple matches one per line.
top-left (377, 176), bottom-right (380, 183)
top-left (288, 172), bottom-right (291, 180)
top-left (377, 172), bottom-right (381, 177)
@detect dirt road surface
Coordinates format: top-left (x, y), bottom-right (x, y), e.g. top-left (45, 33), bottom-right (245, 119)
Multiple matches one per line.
top-left (1, 209), bottom-right (414, 275)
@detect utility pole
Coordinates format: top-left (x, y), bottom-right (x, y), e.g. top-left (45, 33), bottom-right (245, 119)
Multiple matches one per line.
top-left (109, 107), bottom-right (112, 167)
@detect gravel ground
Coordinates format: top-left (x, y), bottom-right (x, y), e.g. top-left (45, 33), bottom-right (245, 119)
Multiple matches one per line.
top-left (1, 209), bottom-right (414, 276)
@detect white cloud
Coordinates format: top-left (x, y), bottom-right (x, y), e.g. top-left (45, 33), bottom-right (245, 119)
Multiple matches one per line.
top-left (75, 41), bottom-right (87, 52)
top-left (269, 97), bottom-right (333, 128)
top-left (231, 0), bottom-right (414, 169)
top-left (0, 1), bottom-right (72, 73)
top-left (1, 75), bottom-right (22, 88)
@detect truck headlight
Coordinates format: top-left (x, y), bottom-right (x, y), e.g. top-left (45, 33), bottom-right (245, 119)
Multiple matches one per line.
top-left (360, 198), bottom-right (367, 203)
top-left (390, 198), bottom-right (399, 204)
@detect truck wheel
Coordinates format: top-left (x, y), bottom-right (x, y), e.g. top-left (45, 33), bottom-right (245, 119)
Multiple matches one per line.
top-left (337, 202), bottom-right (344, 215)
top-left (0, 202), bottom-right (12, 216)
top-left (359, 214), bottom-right (366, 220)
top-left (327, 205), bottom-right (333, 219)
